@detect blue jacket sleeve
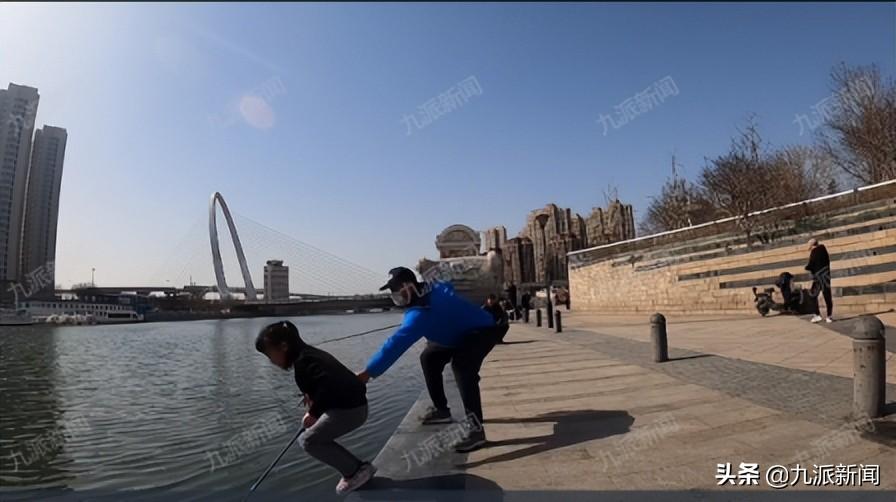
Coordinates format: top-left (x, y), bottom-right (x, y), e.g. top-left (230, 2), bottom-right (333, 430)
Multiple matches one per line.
top-left (365, 310), bottom-right (425, 377)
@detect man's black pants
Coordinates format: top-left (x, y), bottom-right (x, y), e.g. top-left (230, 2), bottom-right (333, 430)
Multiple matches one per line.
top-left (812, 282), bottom-right (833, 317)
top-left (811, 272), bottom-right (833, 317)
top-left (419, 326), bottom-right (503, 425)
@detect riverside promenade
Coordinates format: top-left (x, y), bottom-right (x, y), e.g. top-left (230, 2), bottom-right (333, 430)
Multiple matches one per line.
top-left (352, 311), bottom-right (896, 500)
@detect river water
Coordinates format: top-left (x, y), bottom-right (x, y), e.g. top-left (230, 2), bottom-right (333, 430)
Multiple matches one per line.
top-left (0, 313), bottom-right (423, 501)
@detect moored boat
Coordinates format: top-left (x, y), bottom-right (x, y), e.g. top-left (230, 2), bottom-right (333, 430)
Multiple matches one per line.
top-left (22, 300), bottom-right (142, 324)
top-left (0, 309), bottom-right (35, 326)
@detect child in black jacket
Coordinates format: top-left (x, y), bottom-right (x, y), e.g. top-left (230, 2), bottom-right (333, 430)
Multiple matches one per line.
top-left (255, 320), bottom-right (375, 494)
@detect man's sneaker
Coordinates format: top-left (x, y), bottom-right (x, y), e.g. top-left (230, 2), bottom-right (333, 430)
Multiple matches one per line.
top-left (825, 317), bottom-right (834, 323)
top-left (454, 431), bottom-right (487, 453)
top-left (335, 462), bottom-right (376, 495)
top-left (810, 315), bottom-right (823, 323)
top-left (420, 407), bottom-right (452, 425)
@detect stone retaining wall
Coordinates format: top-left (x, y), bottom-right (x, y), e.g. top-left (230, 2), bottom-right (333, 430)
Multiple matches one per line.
top-left (568, 181), bottom-right (896, 315)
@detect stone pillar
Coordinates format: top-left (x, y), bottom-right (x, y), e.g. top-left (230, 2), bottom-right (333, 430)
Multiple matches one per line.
top-left (650, 313), bottom-right (668, 363)
top-left (547, 295), bottom-right (554, 329)
top-left (852, 316), bottom-right (886, 419)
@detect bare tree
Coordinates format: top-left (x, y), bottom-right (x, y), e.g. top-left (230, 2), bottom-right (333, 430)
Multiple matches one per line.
top-left (699, 118), bottom-right (779, 242)
top-left (699, 119), bottom-right (840, 244)
top-left (818, 63), bottom-right (896, 184)
top-left (640, 156), bottom-right (716, 235)
top-left (770, 145), bottom-right (840, 201)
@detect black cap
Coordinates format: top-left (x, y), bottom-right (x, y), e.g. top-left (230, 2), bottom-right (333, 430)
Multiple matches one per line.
top-left (379, 266), bottom-right (420, 291)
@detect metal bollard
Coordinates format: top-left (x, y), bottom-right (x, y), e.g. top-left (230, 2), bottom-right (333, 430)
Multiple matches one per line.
top-left (852, 316), bottom-right (886, 419)
top-left (555, 310), bottom-right (562, 333)
top-left (536, 308), bottom-right (542, 327)
top-left (524, 307), bottom-right (530, 324)
top-left (650, 313), bottom-right (668, 363)
top-left (547, 298), bottom-right (554, 329)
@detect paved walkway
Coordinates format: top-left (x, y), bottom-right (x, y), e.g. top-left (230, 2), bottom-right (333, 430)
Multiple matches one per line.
top-left (355, 317), bottom-right (895, 499)
top-left (562, 311), bottom-right (896, 384)
top-left (825, 310), bottom-right (896, 353)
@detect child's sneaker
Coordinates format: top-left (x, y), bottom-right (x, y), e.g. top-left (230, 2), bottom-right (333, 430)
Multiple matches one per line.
top-left (420, 406), bottom-right (452, 424)
top-left (810, 315), bottom-right (823, 323)
top-left (335, 462), bottom-right (376, 495)
top-left (825, 317), bottom-right (834, 323)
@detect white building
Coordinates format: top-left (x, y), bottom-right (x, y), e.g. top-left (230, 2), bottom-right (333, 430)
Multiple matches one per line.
top-left (264, 259), bottom-right (289, 301)
top-left (0, 83), bottom-right (40, 285)
top-left (21, 126), bottom-right (67, 295)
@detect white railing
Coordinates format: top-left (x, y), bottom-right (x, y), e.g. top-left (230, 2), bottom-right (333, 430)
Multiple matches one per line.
top-left (568, 179), bottom-right (896, 258)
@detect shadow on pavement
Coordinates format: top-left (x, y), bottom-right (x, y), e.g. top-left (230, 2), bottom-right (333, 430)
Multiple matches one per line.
top-left (460, 409), bottom-right (633, 468)
top-left (667, 315), bottom-right (767, 324)
top-left (825, 309), bottom-right (894, 323)
top-left (667, 354), bottom-right (714, 362)
top-left (351, 473), bottom-right (503, 501)
top-left (814, 311), bottom-right (896, 353)
top-left (863, 414), bottom-right (896, 448)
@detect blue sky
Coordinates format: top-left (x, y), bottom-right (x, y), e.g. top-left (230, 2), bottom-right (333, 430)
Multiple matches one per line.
top-left (1, 2), bottom-right (894, 289)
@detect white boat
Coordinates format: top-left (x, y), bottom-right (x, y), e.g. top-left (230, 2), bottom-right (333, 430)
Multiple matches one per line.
top-left (23, 300), bottom-right (142, 324)
top-left (46, 314), bottom-right (97, 326)
top-left (0, 309), bottom-right (35, 326)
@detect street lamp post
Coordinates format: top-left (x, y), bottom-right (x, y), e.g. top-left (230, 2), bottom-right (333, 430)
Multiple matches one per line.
top-left (546, 262), bottom-right (553, 329)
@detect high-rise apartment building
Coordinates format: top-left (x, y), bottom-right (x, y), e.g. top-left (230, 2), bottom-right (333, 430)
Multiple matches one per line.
top-left (21, 126), bottom-right (67, 296)
top-left (0, 83), bottom-right (40, 285)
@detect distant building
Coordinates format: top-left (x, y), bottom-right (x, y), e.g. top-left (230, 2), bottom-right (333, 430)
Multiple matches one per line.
top-left (20, 126), bottom-right (67, 297)
top-left (482, 199), bottom-right (635, 288)
top-left (584, 199), bottom-right (636, 247)
top-left (482, 225), bottom-right (507, 254)
top-left (264, 260), bottom-right (289, 301)
top-left (524, 204), bottom-right (588, 283)
top-left (503, 236), bottom-right (535, 286)
top-left (420, 198), bottom-right (636, 297)
top-left (435, 224), bottom-right (481, 258)
top-left (0, 83), bottom-right (40, 287)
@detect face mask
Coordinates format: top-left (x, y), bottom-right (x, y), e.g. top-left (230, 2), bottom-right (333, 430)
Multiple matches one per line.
top-left (390, 290), bottom-right (409, 307)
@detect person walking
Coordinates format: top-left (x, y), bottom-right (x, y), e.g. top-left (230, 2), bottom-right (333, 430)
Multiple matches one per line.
top-left (520, 290), bottom-right (531, 320)
top-left (806, 238), bottom-right (833, 323)
top-left (505, 282), bottom-right (518, 316)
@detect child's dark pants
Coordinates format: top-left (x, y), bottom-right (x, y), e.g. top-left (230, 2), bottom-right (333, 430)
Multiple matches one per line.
top-left (299, 404), bottom-right (368, 477)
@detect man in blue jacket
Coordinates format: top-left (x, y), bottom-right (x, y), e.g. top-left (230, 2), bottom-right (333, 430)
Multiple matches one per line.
top-left (357, 267), bottom-right (499, 452)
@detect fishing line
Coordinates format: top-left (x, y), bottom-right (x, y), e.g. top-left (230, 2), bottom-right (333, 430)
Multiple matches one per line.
top-left (315, 322), bottom-right (401, 345)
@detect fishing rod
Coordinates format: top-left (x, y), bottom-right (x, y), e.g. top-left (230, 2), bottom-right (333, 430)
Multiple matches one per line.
top-left (243, 426), bottom-right (304, 502)
top-left (243, 321), bottom-right (400, 500)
